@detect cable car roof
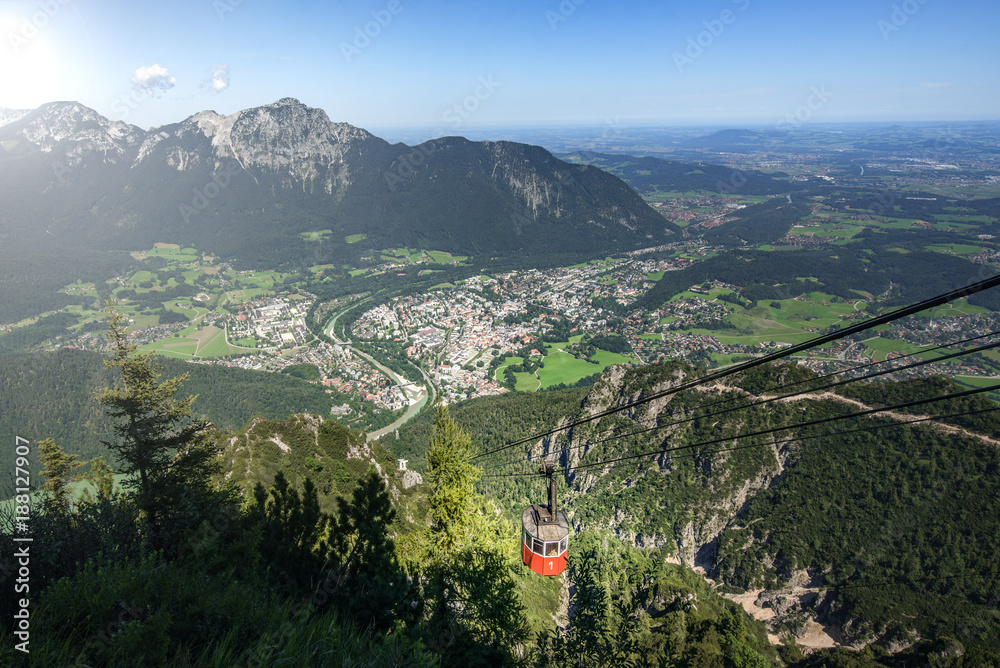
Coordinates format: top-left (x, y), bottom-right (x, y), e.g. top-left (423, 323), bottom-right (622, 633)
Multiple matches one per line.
top-left (522, 504), bottom-right (569, 542)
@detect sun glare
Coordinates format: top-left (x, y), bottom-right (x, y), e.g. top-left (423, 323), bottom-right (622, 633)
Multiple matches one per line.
top-left (0, 16), bottom-right (63, 109)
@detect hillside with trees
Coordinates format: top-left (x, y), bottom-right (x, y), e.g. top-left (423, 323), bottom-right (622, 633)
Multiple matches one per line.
top-left (3, 306), bottom-right (999, 664)
top-left (392, 360), bottom-right (1000, 657)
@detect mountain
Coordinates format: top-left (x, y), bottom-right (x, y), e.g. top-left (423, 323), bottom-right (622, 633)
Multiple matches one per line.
top-left (0, 107), bottom-right (31, 128)
top-left (0, 98), bottom-right (675, 267)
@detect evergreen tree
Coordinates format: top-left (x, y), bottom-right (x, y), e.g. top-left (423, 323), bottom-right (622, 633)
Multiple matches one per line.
top-left (38, 438), bottom-right (84, 515)
top-left (401, 404), bottom-right (529, 665)
top-left (426, 404), bottom-right (481, 551)
top-left (96, 303), bottom-right (220, 543)
top-left (327, 469), bottom-right (413, 631)
top-left (83, 456), bottom-right (115, 501)
top-left (247, 470), bottom-right (330, 592)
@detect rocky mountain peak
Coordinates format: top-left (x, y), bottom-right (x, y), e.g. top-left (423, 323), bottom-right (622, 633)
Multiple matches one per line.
top-left (0, 107), bottom-right (31, 128)
top-left (223, 98), bottom-right (379, 190)
top-left (8, 101), bottom-right (145, 166)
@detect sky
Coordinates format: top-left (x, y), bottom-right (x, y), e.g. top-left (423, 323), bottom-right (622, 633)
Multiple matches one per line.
top-left (0, 0), bottom-right (997, 135)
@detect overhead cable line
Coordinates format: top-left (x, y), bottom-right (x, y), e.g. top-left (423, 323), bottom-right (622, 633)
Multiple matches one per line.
top-left (474, 273), bottom-right (1000, 461)
top-left (563, 383), bottom-right (1000, 474)
top-left (489, 329), bottom-right (1000, 470)
top-left (483, 405), bottom-right (1000, 480)
top-left (702, 329), bottom-right (1000, 409)
top-left (483, 385), bottom-right (1000, 478)
top-left (494, 335), bottom-right (1000, 470)
top-left (653, 405), bottom-right (1000, 465)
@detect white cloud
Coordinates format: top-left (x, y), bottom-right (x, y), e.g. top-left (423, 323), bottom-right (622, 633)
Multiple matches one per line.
top-left (130, 64), bottom-right (175, 96)
top-left (202, 64), bottom-right (230, 93)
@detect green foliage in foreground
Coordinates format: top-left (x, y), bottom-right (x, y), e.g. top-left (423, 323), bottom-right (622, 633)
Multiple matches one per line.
top-left (535, 531), bottom-right (777, 668)
top-left (396, 360), bottom-right (1000, 654)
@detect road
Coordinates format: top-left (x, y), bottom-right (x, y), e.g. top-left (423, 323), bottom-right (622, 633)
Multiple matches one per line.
top-left (324, 302), bottom-right (434, 442)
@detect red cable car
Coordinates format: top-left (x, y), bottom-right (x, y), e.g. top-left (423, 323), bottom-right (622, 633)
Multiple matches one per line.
top-left (521, 461), bottom-right (569, 576)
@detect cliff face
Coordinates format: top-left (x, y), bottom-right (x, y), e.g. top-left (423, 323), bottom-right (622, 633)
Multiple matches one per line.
top-left (0, 98), bottom-right (673, 261)
top-left (559, 362), bottom-right (792, 566)
top-left (535, 361), bottom-right (1000, 649)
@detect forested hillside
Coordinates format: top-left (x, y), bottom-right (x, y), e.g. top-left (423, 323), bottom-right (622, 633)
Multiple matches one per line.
top-left (0, 349), bottom-right (340, 473)
top-left (0, 328), bottom-right (782, 665)
top-left (632, 245), bottom-right (999, 313)
top-left (392, 361), bottom-right (1000, 655)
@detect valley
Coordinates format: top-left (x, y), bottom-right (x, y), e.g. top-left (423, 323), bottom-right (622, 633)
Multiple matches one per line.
top-left (2, 101), bottom-right (1000, 665)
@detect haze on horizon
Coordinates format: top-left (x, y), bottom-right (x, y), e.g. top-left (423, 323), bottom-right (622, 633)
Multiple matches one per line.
top-left (0, 0), bottom-right (997, 133)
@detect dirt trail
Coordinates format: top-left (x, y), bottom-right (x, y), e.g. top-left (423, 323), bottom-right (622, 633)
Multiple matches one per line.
top-left (695, 384), bottom-right (1000, 449)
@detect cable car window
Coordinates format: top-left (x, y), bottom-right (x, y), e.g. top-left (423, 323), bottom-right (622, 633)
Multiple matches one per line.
top-left (532, 539), bottom-right (544, 555)
top-left (545, 541), bottom-right (557, 556)
top-left (559, 537), bottom-right (568, 554)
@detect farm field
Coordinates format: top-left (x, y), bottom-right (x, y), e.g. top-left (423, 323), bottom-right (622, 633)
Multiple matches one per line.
top-left (860, 337), bottom-right (952, 362)
top-left (925, 243), bottom-right (984, 254)
top-left (380, 248), bottom-right (470, 266)
top-left (141, 325), bottom-right (245, 359)
top-left (493, 355), bottom-right (524, 381)
top-left (537, 351), bottom-right (602, 388)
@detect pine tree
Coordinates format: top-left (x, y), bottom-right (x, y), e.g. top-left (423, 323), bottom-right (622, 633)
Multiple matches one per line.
top-left (97, 303), bottom-right (219, 540)
top-left (38, 438), bottom-right (84, 515)
top-left (404, 404), bottom-right (529, 664)
top-left (84, 456), bottom-right (115, 501)
top-left (426, 404), bottom-right (481, 551)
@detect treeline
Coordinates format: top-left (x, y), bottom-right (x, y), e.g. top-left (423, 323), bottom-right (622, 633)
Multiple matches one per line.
top-left (0, 349), bottom-right (338, 474)
top-left (703, 199), bottom-right (811, 246)
top-left (633, 244), bottom-right (999, 313)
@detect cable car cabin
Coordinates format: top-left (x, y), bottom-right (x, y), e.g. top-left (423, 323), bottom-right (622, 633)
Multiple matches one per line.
top-left (521, 462), bottom-right (570, 576)
top-left (521, 504), bottom-right (569, 576)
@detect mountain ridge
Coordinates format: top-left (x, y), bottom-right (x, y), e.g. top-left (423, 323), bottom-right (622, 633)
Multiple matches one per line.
top-left (0, 98), bottom-right (675, 265)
